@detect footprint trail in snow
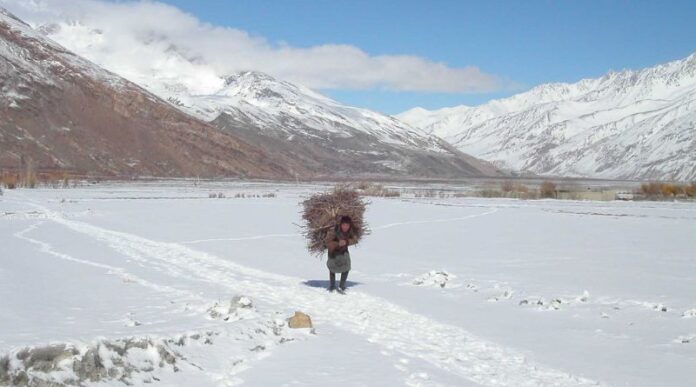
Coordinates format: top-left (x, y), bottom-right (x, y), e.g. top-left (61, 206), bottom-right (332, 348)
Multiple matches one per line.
top-left (16, 200), bottom-right (604, 386)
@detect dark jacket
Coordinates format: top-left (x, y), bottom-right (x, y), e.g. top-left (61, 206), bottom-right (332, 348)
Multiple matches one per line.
top-left (325, 226), bottom-right (358, 258)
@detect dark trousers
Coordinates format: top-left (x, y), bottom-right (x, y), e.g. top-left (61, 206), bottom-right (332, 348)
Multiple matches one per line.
top-left (329, 271), bottom-right (349, 289)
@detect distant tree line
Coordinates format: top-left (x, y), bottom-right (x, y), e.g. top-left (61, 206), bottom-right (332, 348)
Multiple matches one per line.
top-left (639, 182), bottom-right (696, 199)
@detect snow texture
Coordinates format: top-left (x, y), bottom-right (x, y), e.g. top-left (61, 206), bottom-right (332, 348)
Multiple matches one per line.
top-left (2, 182), bottom-right (695, 386)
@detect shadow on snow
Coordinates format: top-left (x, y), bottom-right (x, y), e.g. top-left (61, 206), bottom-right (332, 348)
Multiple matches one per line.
top-left (302, 280), bottom-right (362, 289)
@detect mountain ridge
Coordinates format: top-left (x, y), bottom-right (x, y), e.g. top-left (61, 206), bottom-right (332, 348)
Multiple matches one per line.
top-left (1, 8), bottom-right (499, 179)
top-left (397, 53), bottom-right (696, 181)
top-left (0, 7), bottom-right (307, 178)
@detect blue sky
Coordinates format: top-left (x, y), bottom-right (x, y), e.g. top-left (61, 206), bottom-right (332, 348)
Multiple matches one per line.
top-left (93, 1), bottom-right (696, 113)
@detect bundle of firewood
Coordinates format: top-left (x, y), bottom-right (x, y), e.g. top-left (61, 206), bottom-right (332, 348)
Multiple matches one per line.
top-left (300, 186), bottom-right (369, 256)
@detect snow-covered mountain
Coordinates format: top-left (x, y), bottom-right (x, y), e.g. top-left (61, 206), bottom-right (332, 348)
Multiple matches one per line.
top-left (169, 71), bottom-right (500, 178)
top-left (0, 8), bottom-right (305, 178)
top-left (178, 71), bottom-right (442, 152)
top-left (398, 54), bottom-right (696, 181)
top-left (3, 9), bottom-right (499, 179)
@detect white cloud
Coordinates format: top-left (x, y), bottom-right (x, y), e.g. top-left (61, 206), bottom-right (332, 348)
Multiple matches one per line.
top-left (1, 0), bottom-right (503, 94)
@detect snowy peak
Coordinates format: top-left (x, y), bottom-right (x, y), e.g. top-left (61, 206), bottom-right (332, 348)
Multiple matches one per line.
top-left (396, 105), bottom-right (474, 131)
top-left (0, 6), bottom-right (128, 90)
top-left (399, 53), bottom-right (696, 181)
top-left (0, 9), bottom-right (305, 178)
top-left (173, 68), bottom-right (451, 153)
top-left (196, 70), bottom-right (500, 177)
top-left (222, 71), bottom-right (283, 93)
top-left (217, 70), bottom-right (333, 106)
top-left (223, 71), bottom-right (283, 88)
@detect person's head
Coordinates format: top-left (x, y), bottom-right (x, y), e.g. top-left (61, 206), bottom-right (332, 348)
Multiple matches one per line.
top-left (339, 216), bottom-right (352, 233)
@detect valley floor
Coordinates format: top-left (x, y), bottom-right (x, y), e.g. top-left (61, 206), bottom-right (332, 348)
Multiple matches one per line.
top-left (1, 182), bottom-right (695, 386)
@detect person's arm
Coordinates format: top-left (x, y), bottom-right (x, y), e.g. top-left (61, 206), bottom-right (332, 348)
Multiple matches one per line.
top-left (325, 230), bottom-right (339, 253)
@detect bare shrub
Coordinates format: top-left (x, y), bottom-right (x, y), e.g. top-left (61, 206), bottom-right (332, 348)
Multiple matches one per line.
top-left (23, 161), bottom-right (37, 189)
top-left (478, 189), bottom-right (503, 198)
top-left (660, 184), bottom-right (678, 197)
top-left (638, 182), bottom-right (693, 199)
top-left (497, 181), bottom-right (530, 198)
top-left (355, 182), bottom-right (400, 197)
top-left (354, 181), bottom-right (373, 190)
top-left (640, 183), bottom-right (662, 197)
top-left (515, 184), bottom-right (529, 193)
top-left (521, 190), bottom-right (540, 200)
top-left (1, 174), bottom-right (18, 189)
top-left (686, 183), bottom-right (696, 198)
top-left (540, 181), bottom-right (557, 198)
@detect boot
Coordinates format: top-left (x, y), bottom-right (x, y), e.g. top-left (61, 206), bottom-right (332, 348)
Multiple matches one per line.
top-left (339, 272), bottom-right (349, 291)
top-left (328, 272), bottom-right (336, 292)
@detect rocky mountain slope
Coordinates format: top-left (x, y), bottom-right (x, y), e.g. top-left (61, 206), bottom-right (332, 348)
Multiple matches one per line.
top-left (0, 8), bottom-right (304, 178)
top-left (181, 71), bottom-right (499, 178)
top-left (7, 8), bottom-right (500, 179)
top-left (399, 54), bottom-right (696, 181)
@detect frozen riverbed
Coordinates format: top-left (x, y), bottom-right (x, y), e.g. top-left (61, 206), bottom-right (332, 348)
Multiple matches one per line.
top-left (1, 182), bottom-right (695, 386)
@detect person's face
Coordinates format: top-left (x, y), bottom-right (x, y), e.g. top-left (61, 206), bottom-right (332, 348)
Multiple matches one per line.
top-left (340, 222), bottom-right (351, 233)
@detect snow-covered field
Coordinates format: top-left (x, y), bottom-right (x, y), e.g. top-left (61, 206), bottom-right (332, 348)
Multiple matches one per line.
top-left (1, 182), bottom-right (695, 386)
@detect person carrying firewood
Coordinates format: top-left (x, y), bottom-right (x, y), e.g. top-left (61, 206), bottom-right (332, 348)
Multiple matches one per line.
top-left (324, 215), bottom-right (357, 293)
top-left (301, 187), bottom-right (368, 293)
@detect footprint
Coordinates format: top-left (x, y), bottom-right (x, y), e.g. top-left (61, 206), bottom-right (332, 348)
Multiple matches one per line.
top-left (653, 304), bottom-right (668, 313)
top-left (519, 297), bottom-right (563, 310)
top-left (488, 290), bottom-right (513, 302)
top-left (674, 334), bottom-right (696, 344)
top-left (124, 313), bottom-right (141, 327)
top-left (410, 270), bottom-right (455, 288)
top-left (576, 290), bottom-right (590, 303)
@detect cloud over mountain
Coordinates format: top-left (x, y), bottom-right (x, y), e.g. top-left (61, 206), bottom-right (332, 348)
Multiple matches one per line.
top-left (1, 0), bottom-right (502, 94)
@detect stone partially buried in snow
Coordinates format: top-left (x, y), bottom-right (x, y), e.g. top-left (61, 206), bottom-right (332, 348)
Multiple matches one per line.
top-left (287, 311), bottom-right (313, 329)
top-left (0, 338), bottom-right (181, 385)
top-left (411, 270), bottom-right (454, 288)
top-left (207, 295), bottom-right (255, 321)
